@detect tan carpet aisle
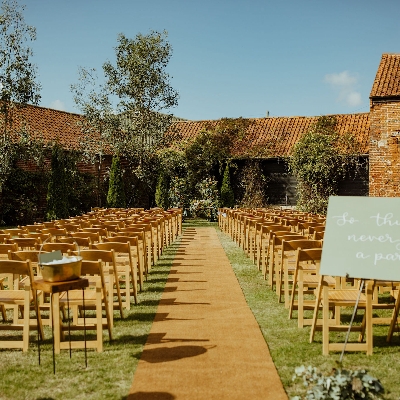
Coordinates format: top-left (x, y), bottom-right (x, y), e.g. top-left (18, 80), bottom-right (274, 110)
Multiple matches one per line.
top-left (128, 227), bottom-right (288, 400)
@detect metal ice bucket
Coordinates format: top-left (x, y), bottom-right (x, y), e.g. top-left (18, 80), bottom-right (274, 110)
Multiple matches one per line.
top-left (39, 235), bottom-right (82, 282)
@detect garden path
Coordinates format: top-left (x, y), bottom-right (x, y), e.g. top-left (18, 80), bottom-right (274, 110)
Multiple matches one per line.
top-left (128, 227), bottom-right (288, 399)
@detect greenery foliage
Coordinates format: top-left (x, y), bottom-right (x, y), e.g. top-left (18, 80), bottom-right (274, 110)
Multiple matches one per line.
top-left (169, 176), bottom-right (188, 210)
top-left (189, 177), bottom-right (219, 221)
top-left (107, 154), bottom-right (126, 208)
top-left (2, 166), bottom-right (47, 225)
top-left (220, 163), bottom-right (235, 208)
top-left (289, 116), bottom-right (361, 214)
top-left (291, 365), bottom-right (384, 400)
top-left (239, 160), bottom-right (268, 207)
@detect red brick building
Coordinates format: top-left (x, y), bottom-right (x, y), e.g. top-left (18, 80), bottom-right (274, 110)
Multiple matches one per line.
top-left (369, 53), bottom-right (400, 197)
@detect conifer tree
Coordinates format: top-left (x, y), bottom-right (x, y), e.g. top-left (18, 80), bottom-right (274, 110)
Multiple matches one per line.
top-left (155, 170), bottom-right (169, 209)
top-left (220, 164), bottom-right (235, 208)
top-left (107, 154), bottom-right (126, 208)
top-left (46, 143), bottom-right (69, 220)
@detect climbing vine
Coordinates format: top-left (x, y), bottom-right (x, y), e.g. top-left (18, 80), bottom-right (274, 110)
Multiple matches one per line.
top-left (289, 116), bottom-right (362, 214)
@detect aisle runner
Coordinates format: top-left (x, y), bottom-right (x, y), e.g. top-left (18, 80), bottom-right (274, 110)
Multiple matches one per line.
top-left (128, 227), bottom-right (287, 400)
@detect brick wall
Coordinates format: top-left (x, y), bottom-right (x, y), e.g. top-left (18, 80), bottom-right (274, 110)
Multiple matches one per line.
top-left (369, 100), bottom-right (400, 196)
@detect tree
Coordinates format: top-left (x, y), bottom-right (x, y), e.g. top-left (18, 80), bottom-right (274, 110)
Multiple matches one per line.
top-left (220, 163), bottom-right (235, 208)
top-left (71, 67), bottom-right (121, 207)
top-left (107, 154), bottom-right (126, 208)
top-left (0, 0), bottom-right (41, 192)
top-left (155, 170), bottom-right (170, 209)
top-left (103, 30), bottom-right (179, 196)
top-left (46, 143), bottom-right (69, 221)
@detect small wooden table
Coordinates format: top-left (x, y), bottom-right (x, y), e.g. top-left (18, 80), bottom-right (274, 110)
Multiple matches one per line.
top-left (33, 278), bottom-right (89, 373)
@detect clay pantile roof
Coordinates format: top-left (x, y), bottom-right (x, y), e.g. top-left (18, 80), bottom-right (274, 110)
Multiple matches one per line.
top-left (9, 103), bottom-right (90, 150)
top-left (168, 113), bottom-right (370, 157)
top-left (5, 104), bottom-right (370, 158)
top-left (370, 53), bottom-right (400, 99)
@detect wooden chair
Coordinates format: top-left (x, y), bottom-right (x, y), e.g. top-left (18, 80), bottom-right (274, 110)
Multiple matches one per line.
top-left (120, 225), bottom-right (152, 273)
top-left (91, 241), bottom-right (138, 308)
top-left (310, 276), bottom-right (374, 355)
top-left (58, 259), bottom-right (113, 352)
top-left (276, 238), bottom-right (322, 308)
top-left (76, 249), bottom-right (123, 320)
top-left (288, 247), bottom-right (334, 328)
top-left (0, 259), bottom-right (43, 351)
top-left (108, 233), bottom-right (145, 286)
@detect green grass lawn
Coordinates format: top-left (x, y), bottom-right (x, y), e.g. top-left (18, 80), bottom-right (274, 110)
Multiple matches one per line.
top-left (1, 220), bottom-right (399, 399)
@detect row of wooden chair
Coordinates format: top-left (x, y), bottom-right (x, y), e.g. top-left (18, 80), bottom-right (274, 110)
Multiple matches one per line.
top-left (219, 207), bottom-right (400, 356)
top-left (0, 207), bottom-right (183, 353)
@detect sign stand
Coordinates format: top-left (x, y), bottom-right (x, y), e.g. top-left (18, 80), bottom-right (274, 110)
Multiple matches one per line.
top-left (339, 279), bottom-right (365, 363)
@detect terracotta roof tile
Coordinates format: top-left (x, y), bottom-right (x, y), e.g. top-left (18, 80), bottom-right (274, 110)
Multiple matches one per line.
top-left (168, 113), bottom-right (370, 157)
top-left (10, 104), bottom-right (87, 150)
top-left (4, 104), bottom-right (370, 158)
top-left (370, 53), bottom-right (400, 98)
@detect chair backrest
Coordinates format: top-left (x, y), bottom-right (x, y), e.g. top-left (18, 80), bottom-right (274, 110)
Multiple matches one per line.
top-left (0, 233), bottom-right (11, 243)
top-left (0, 243), bottom-right (18, 258)
top-left (8, 249), bottom-right (40, 263)
top-left (0, 259), bottom-right (34, 288)
top-left (41, 227), bottom-right (67, 236)
top-left (55, 223), bottom-right (80, 233)
top-left (79, 248), bottom-right (115, 263)
top-left (92, 241), bottom-right (131, 254)
top-left (56, 236), bottom-right (92, 248)
top-left (2, 227), bottom-right (28, 237)
top-left (103, 235), bottom-right (139, 246)
top-left (6, 237), bottom-right (39, 250)
top-left (81, 227), bottom-right (108, 238)
top-left (24, 224), bottom-right (45, 233)
top-left (39, 242), bottom-right (76, 254)
top-left (282, 239), bottom-right (323, 253)
top-left (71, 231), bottom-right (101, 243)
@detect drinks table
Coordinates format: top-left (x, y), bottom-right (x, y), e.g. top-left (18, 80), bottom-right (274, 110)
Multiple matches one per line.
top-left (32, 278), bottom-right (89, 373)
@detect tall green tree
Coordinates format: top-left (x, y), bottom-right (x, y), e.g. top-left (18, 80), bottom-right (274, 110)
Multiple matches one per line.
top-left (71, 67), bottom-right (121, 207)
top-left (107, 154), bottom-right (126, 208)
top-left (0, 0), bottom-right (41, 192)
top-left (220, 163), bottom-right (235, 208)
top-left (72, 30), bottom-right (178, 208)
top-left (46, 143), bottom-right (69, 221)
top-left (103, 30), bottom-right (179, 196)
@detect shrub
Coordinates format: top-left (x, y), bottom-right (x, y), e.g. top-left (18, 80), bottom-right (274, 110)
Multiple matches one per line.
top-left (291, 365), bottom-right (384, 400)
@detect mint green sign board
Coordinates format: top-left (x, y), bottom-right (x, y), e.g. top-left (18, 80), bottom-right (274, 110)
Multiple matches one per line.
top-left (320, 196), bottom-right (400, 281)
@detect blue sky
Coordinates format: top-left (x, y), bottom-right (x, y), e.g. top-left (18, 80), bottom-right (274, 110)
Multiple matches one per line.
top-left (23, 0), bottom-right (400, 121)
